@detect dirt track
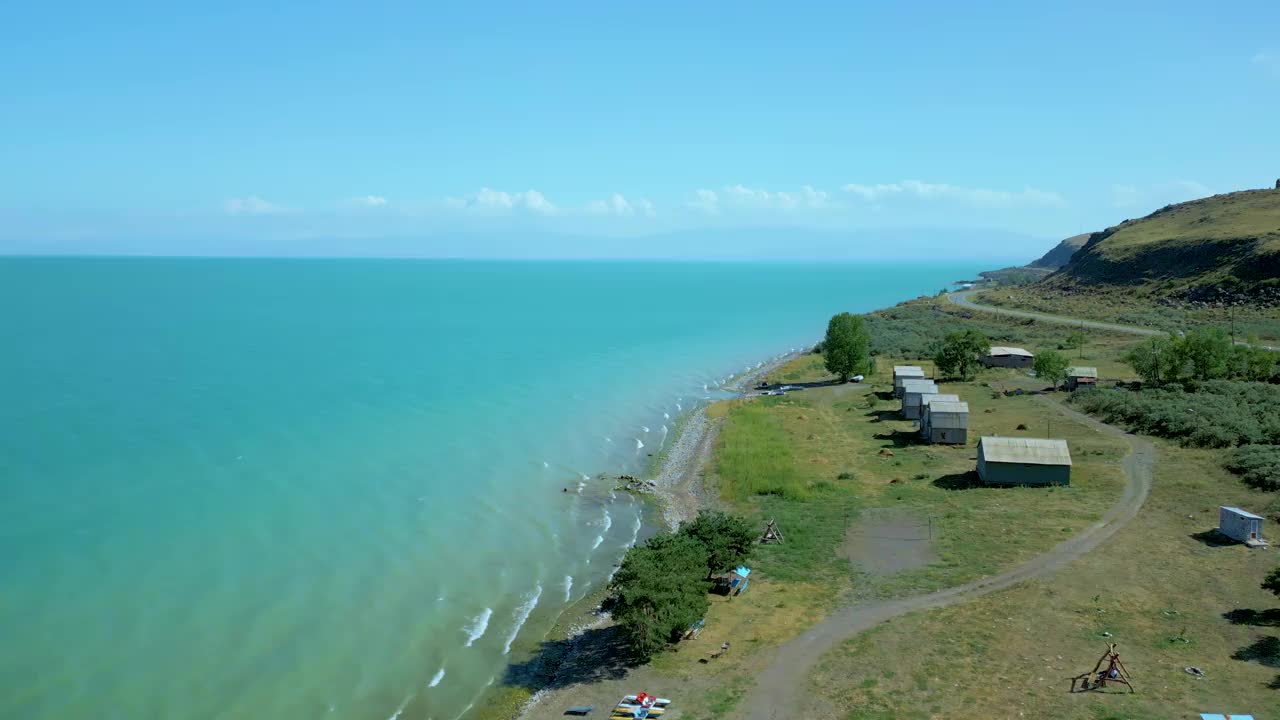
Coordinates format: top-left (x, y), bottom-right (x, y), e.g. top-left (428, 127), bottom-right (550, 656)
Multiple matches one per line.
top-left (741, 400), bottom-right (1155, 720)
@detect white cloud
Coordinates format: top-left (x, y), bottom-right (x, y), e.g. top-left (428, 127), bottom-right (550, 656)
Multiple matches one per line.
top-left (343, 195), bottom-right (388, 208)
top-left (585, 193), bottom-right (657, 218)
top-left (1254, 50), bottom-right (1280, 76)
top-left (1110, 180), bottom-right (1210, 209)
top-left (223, 196), bottom-right (284, 215)
top-left (688, 185), bottom-right (831, 214)
top-left (842, 180), bottom-right (1066, 208)
top-left (450, 188), bottom-right (559, 215)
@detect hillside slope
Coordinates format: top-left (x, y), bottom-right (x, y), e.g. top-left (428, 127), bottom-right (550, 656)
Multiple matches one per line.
top-left (1046, 188), bottom-right (1280, 300)
top-left (1027, 233), bottom-right (1091, 269)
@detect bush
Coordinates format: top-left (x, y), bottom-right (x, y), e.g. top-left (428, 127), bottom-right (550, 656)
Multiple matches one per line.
top-left (1226, 445), bottom-right (1280, 491)
top-left (862, 303), bottom-right (1027, 359)
top-left (677, 511), bottom-right (755, 578)
top-left (609, 534), bottom-right (711, 658)
top-left (1070, 381), bottom-right (1280, 448)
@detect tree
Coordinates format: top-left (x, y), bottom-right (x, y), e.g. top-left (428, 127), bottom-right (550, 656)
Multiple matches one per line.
top-left (678, 510), bottom-right (755, 579)
top-left (823, 312), bottom-right (873, 382)
top-left (1064, 330), bottom-right (1086, 356)
top-left (1263, 566), bottom-right (1280, 597)
top-left (1124, 335), bottom-right (1183, 385)
top-left (1033, 349), bottom-right (1070, 390)
top-left (609, 534), bottom-right (710, 658)
top-left (1182, 327), bottom-right (1232, 381)
top-left (933, 329), bottom-right (990, 380)
top-left (1232, 335), bottom-right (1278, 381)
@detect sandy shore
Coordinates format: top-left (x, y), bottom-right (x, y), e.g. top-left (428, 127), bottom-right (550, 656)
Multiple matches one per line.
top-left (648, 352), bottom-right (802, 529)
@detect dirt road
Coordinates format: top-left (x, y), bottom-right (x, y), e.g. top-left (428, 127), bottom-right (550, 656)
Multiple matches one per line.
top-left (947, 289), bottom-right (1165, 337)
top-left (741, 400), bottom-right (1154, 720)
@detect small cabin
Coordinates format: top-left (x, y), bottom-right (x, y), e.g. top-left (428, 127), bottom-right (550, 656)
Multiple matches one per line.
top-left (893, 365), bottom-right (926, 398)
top-left (977, 436), bottom-right (1071, 486)
top-left (1066, 366), bottom-right (1098, 391)
top-left (1219, 506), bottom-right (1267, 547)
top-left (981, 346), bottom-right (1034, 369)
top-left (923, 401), bottom-right (968, 445)
top-left (900, 379), bottom-right (939, 419)
top-left (728, 566), bottom-right (751, 595)
top-left (919, 393), bottom-right (960, 432)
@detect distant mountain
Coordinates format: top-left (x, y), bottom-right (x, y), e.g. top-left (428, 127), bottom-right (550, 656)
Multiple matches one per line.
top-left (1045, 188), bottom-right (1280, 302)
top-left (1027, 233), bottom-right (1092, 270)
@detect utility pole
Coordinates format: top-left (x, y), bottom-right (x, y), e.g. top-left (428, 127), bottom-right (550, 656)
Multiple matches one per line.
top-left (1230, 305), bottom-right (1236, 345)
top-left (1079, 319), bottom-right (1085, 360)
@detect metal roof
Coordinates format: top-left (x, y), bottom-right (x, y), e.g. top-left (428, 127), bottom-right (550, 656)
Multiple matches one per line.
top-left (894, 366), bottom-right (926, 377)
top-left (979, 436), bottom-right (1072, 466)
top-left (928, 401), bottom-right (968, 414)
top-left (1068, 366), bottom-right (1098, 378)
top-left (1222, 506), bottom-right (1264, 520)
top-left (987, 346), bottom-right (1034, 357)
top-left (901, 379), bottom-right (938, 392)
top-left (921, 393), bottom-right (960, 406)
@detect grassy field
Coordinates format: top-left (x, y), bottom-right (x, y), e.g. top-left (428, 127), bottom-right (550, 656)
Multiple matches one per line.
top-left (859, 296), bottom-right (1142, 379)
top-left (806, 442), bottom-right (1279, 719)
top-left (982, 285), bottom-right (1280, 345)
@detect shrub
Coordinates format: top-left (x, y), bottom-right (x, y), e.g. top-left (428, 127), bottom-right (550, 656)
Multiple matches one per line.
top-left (1070, 381), bottom-right (1280, 448)
top-left (1225, 445), bottom-right (1280, 491)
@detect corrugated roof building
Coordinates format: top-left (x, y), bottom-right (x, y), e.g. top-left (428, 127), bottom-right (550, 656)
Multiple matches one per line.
top-left (922, 400), bottom-right (968, 445)
top-left (1219, 506), bottom-right (1266, 547)
top-left (981, 346), bottom-right (1035, 369)
top-left (919, 393), bottom-right (960, 430)
top-left (977, 436), bottom-right (1071, 486)
top-left (1066, 366), bottom-right (1099, 391)
top-left (900, 379), bottom-right (939, 419)
top-left (893, 365), bottom-right (926, 398)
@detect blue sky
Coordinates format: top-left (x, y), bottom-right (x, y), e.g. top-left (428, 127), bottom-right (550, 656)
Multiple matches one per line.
top-left (2, 1), bottom-right (1278, 259)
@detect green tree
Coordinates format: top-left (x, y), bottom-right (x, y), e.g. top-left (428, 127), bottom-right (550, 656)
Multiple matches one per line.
top-left (823, 312), bottom-right (873, 383)
top-left (933, 329), bottom-right (990, 380)
top-left (1231, 335), bottom-right (1278, 381)
top-left (678, 510), bottom-right (755, 579)
top-left (1263, 566), bottom-right (1280, 597)
top-left (609, 534), bottom-right (710, 658)
top-left (1183, 327), bottom-right (1232, 381)
top-left (1124, 334), bottom-right (1184, 385)
top-left (1033, 349), bottom-right (1070, 390)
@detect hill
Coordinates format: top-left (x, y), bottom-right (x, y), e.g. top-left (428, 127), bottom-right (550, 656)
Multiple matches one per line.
top-left (1027, 232), bottom-right (1091, 269)
top-left (1046, 188), bottom-right (1280, 302)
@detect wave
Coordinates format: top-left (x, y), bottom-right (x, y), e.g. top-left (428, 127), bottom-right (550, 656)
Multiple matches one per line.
top-left (463, 608), bottom-right (492, 647)
top-left (580, 473), bottom-right (590, 481)
top-left (542, 460), bottom-right (549, 468)
top-left (663, 412), bottom-right (670, 420)
top-left (604, 436), bottom-right (613, 443)
top-left (602, 508), bottom-right (612, 532)
top-left (387, 693), bottom-right (413, 720)
top-left (675, 403), bottom-right (682, 412)
top-left (661, 424), bottom-right (668, 434)
top-left (428, 667), bottom-right (445, 688)
top-left (634, 438), bottom-right (644, 450)
top-left (503, 584), bottom-right (543, 654)
top-left (626, 514), bottom-right (641, 548)
top-left (591, 534), bottom-right (604, 550)
top-left (564, 575), bottom-right (573, 602)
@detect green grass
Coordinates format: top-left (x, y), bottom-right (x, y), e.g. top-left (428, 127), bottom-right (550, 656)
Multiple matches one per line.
top-left (807, 442), bottom-right (1280, 719)
top-left (716, 399), bottom-right (805, 500)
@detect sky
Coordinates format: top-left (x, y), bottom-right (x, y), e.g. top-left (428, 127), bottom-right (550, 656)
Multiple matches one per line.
top-left (2, 1), bottom-right (1278, 260)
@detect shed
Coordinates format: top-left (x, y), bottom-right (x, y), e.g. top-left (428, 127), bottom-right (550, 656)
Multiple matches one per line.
top-left (919, 393), bottom-right (960, 431)
top-left (893, 365), bottom-right (926, 398)
top-left (1219, 506), bottom-right (1266, 546)
top-left (981, 346), bottom-right (1035, 369)
top-left (900, 379), bottom-right (939, 419)
top-left (977, 436), bottom-right (1071, 486)
top-left (1066, 366), bottom-right (1098, 391)
top-left (922, 401), bottom-right (969, 445)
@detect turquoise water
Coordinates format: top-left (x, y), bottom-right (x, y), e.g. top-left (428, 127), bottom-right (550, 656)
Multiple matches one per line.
top-left (0, 258), bottom-right (984, 720)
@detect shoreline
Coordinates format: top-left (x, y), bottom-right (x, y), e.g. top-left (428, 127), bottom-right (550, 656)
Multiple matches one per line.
top-left (503, 349), bottom-right (805, 720)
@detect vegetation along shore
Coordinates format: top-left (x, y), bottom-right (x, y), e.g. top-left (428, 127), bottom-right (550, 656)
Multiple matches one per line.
top-left (480, 184), bottom-right (1280, 720)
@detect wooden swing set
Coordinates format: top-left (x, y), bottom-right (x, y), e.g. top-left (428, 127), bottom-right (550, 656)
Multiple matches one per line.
top-left (1071, 643), bottom-right (1135, 693)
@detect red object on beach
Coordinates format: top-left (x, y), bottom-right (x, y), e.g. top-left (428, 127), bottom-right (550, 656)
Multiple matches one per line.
top-left (635, 693), bottom-right (650, 706)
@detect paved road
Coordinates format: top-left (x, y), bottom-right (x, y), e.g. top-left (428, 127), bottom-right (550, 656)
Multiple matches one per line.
top-left (741, 401), bottom-right (1154, 720)
top-left (947, 289), bottom-right (1166, 337)
top-left (948, 289), bottom-right (1277, 350)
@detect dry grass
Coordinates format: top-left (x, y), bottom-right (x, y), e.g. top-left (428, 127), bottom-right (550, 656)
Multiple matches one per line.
top-left (807, 443), bottom-right (1280, 719)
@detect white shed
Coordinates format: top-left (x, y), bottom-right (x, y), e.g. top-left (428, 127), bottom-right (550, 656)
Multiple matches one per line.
top-left (900, 379), bottom-right (939, 420)
top-left (893, 366), bottom-right (926, 398)
top-left (1219, 506), bottom-right (1267, 546)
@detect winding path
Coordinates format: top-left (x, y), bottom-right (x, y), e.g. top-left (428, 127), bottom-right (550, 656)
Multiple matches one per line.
top-left (742, 401), bottom-right (1154, 720)
top-left (948, 288), bottom-right (1278, 350)
top-left (947, 289), bottom-right (1165, 337)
